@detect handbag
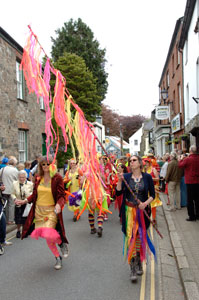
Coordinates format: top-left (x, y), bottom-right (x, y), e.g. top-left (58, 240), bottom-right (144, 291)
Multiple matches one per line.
top-left (22, 203), bottom-right (32, 217)
top-left (159, 177), bottom-right (165, 192)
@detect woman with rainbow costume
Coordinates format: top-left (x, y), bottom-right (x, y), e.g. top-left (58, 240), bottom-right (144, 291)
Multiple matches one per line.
top-left (116, 155), bottom-right (156, 283)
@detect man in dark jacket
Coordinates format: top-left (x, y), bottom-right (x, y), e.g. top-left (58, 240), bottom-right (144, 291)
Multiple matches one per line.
top-left (178, 145), bottom-right (199, 221)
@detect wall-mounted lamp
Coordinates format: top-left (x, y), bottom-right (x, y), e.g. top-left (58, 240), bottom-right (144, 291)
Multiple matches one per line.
top-left (192, 97), bottom-right (199, 104)
top-left (161, 89), bottom-right (172, 105)
top-left (161, 89), bottom-right (168, 103)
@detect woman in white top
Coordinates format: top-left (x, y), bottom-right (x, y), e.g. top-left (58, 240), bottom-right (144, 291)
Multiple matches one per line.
top-left (11, 170), bottom-right (33, 238)
top-left (160, 155), bottom-right (169, 179)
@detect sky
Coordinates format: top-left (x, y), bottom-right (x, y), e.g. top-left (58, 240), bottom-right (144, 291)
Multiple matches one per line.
top-left (1, 0), bottom-right (187, 118)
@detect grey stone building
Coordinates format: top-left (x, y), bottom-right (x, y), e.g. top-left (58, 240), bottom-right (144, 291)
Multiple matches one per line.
top-left (0, 27), bottom-right (47, 162)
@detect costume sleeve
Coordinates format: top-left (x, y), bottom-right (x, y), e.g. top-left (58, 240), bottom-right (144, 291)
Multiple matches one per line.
top-left (147, 174), bottom-right (155, 199)
top-left (115, 174), bottom-right (127, 196)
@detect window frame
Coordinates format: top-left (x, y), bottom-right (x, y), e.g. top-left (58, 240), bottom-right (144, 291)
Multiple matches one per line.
top-left (18, 130), bottom-right (28, 162)
top-left (39, 96), bottom-right (45, 110)
top-left (16, 60), bottom-right (24, 100)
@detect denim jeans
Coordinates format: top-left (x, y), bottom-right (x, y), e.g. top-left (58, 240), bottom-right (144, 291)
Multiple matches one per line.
top-left (0, 211), bottom-right (6, 244)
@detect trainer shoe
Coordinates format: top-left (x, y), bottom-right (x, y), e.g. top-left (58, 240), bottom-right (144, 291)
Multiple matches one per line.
top-left (90, 228), bottom-right (97, 234)
top-left (54, 256), bottom-right (62, 270)
top-left (0, 244), bottom-right (4, 255)
top-left (3, 241), bottom-right (13, 246)
top-left (60, 243), bottom-right (69, 258)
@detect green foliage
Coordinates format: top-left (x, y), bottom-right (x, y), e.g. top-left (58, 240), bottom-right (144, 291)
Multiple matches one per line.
top-left (51, 18), bottom-right (108, 101)
top-left (172, 138), bottom-right (179, 144)
top-left (56, 145), bottom-right (73, 168)
top-left (51, 52), bottom-right (101, 121)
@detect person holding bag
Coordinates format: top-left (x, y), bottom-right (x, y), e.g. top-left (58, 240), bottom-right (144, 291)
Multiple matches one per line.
top-left (12, 170), bottom-right (33, 238)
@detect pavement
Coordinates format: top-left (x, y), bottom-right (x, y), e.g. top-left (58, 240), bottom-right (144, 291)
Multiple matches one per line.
top-left (158, 192), bottom-right (199, 300)
top-left (5, 194), bottom-right (199, 300)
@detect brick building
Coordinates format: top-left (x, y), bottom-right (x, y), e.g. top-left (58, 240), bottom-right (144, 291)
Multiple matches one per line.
top-left (0, 27), bottom-right (47, 162)
top-left (179, 0), bottom-right (199, 151)
top-left (154, 17), bottom-right (187, 156)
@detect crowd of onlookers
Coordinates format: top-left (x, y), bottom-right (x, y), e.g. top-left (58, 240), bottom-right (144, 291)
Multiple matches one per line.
top-left (155, 145), bottom-right (199, 221)
top-left (0, 144), bottom-right (199, 254)
top-left (107, 145), bottom-right (199, 222)
top-left (0, 154), bottom-right (42, 250)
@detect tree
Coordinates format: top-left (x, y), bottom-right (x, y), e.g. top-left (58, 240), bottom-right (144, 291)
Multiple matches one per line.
top-left (101, 104), bottom-right (120, 136)
top-left (119, 115), bottom-right (146, 141)
top-left (51, 18), bottom-right (108, 101)
top-left (101, 104), bottom-right (146, 141)
top-left (52, 52), bottom-right (101, 122)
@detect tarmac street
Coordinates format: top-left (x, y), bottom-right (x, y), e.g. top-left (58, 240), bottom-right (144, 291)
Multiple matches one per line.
top-left (1, 197), bottom-right (196, 300)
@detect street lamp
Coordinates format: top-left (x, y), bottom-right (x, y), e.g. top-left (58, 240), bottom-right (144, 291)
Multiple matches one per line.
top-left (161, 89), bottom-right (168, 104)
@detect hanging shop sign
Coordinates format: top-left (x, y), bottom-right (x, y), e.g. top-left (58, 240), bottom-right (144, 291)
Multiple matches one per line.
top-left (171, 113), bottom-right (181, 133)
top-left (155, 106), bottom-right (169, 120)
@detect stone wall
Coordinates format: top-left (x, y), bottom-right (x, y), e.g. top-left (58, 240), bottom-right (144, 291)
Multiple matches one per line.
top-left (0, 31), bottom-right (46, 161)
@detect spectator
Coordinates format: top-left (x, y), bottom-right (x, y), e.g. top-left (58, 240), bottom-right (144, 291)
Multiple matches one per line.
top-left (0, 157), bottom-right (18, 224)
top-left (24, 161), bottom-right (31, 180)
top-left (159, 155), bottom-right (169, 193)
top-left (30, 154), bottom-right (42, 170)
top-left (17, 163), bottom-right (25, 171)
top-left (11, 170), bottom-right (33, 238)
top-left (0, 157), bottom-right (9, 170)
top-left (165, 152), bottom-right (170, 162)
top-left (165, 152), bottom-right (183, 211)
top-left (178, 145), bottom-right (199, 221)
top-left (29, 154), bottom-right (42, 181)
top-left (0, 183), bottom-right (12, 247)
top-left (157, 156), bottom-right (164, 170)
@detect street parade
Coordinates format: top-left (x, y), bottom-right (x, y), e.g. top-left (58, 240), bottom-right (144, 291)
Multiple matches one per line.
top-left (1, 1), bottom-right (199, 300)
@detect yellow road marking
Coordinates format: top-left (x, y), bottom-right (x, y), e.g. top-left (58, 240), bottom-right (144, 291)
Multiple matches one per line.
top-left (6, 235), bottom-right (16, 241)
top-left (150, 223), bottom-right (155, 300)
top-left (140, 260), bottom-right (147, 300)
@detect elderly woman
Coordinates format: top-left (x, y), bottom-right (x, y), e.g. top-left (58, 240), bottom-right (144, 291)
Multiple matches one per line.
top-left (16, 156), bottom-right (69, 270)
top-left (116, 155), bottom-right (155, 283)
top-left (12, 170), bottom-right (33, 238)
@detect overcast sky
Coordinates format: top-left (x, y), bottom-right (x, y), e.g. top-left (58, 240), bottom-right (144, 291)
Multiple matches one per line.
top-left (1, 0), bottom-right (187, 117)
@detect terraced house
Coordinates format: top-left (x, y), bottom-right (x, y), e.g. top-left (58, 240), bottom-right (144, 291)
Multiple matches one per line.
top-left (0, 27), bottom-right (47, 162)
